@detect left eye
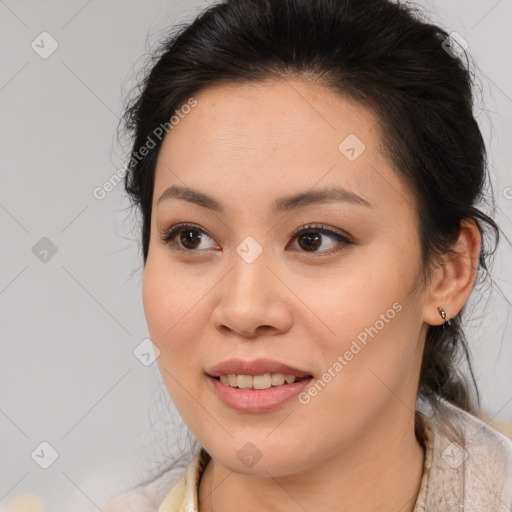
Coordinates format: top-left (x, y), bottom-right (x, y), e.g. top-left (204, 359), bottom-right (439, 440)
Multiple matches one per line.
top-left (288, 223), bottom-right (352, 254)
top-left (160, 222), bottom-right (352, 254)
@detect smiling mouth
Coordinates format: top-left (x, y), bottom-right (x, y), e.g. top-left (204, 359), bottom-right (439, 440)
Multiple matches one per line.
top-left (211, 373), bottom-right (313, 390)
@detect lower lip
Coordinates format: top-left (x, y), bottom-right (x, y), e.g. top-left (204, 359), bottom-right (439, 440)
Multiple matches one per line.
top-left (208, 375), bottom-right (313, 412)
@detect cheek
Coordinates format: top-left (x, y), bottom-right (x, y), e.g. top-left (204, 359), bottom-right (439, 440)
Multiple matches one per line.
top-left (143, 253), bottom-right (201, 339)
top-left (297, 302), bottom-right (422, 450)
top-left (301, 224), bottom-right (419, 334)
top-left (347, 303), bottom-right (423, 399)
top-left (305, 267), bottom-right (407, 353)
top-left (142, 258), bottom-right (199, 371)
top-left (301, 243), bottom-right (423, 416)
top-left (143, 264), bottom-right (198, 418)
top-left (142, 258), bottom-right (171, 343)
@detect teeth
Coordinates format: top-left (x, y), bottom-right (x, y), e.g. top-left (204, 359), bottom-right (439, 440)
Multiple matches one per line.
top-left (271, 373), bottom-right (285, 386)
top-left (238, 375), bottom-right (253, 389)
top-left (218, 373), bottom-right (303, 390)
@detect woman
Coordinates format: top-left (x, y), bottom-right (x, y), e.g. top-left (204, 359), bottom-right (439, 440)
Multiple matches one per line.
top-left (105, 0), bottom-right (512, 510)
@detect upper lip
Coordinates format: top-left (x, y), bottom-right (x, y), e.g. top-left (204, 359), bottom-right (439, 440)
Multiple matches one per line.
top-left (207, 358), bottom-right (312, 378)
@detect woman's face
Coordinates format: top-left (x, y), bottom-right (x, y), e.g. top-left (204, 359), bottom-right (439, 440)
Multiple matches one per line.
top-left (143, 78), bottom-right (431, 476)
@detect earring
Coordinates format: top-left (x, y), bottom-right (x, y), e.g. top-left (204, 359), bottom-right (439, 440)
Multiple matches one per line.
top-left (437, 306), bottom-right (452, 326)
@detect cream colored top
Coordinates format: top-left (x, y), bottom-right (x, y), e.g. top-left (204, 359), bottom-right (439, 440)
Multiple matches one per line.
top-left (102, 399), bottom-right (512, 512)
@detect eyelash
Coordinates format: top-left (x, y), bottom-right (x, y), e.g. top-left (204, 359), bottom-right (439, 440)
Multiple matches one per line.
top-left (159, 222), bottom-right (353, 256)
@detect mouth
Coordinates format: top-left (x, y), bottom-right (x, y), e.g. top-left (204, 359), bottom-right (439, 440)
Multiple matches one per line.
top-left (209, 373), bottom-right (314, 390)
top-left (207, 371), bottom-right (314, 412)
top-left (206, 358), bottom-right (314, 396)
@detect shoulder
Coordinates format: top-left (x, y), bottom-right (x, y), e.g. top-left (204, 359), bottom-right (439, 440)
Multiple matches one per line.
top-left (434, 399), bottom-right (512, 465)
top-left (422, 399), bottom-right (512, 511)
top-left (101, 465), bottom-right (188, 512)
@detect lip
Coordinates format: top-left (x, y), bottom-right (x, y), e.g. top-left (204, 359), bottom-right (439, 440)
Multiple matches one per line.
top-left (207, 375), bottom-right (313, 412)
top-left (207, 358), bottom-right (312, 378)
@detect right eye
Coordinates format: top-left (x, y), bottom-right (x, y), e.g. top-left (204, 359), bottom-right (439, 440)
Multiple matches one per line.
top-left (160, 223), bottom-right (219, 252)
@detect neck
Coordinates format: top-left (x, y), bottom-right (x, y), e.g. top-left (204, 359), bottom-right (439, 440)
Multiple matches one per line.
top-left (198, 406), bottom-right (425, 512)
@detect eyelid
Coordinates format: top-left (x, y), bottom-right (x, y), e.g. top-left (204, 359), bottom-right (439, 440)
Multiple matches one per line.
top-left (288, 222), bottom-right (352, 243)
top-left (160, 221), bottom-right (353, 254)
top-left (159, 222), bottom-right (219, 250)
top-left (285, 223), bottom-right (353, 257)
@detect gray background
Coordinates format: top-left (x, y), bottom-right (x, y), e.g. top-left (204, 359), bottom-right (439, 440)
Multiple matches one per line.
top-left (1, 1), bottom-right (511, 511)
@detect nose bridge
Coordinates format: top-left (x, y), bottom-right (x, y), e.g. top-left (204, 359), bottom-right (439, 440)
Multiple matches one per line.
top-left (211, 233), bottom-right (291, 336)
top-left (228, 234), bottom-right (272, 304)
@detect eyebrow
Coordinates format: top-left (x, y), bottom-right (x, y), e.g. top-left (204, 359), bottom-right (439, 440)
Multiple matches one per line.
top-left (157, 184), bottom-right (372, 213)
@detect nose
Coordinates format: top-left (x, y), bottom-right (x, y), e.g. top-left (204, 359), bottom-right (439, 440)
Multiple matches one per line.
top-left (210, 247), bottom-right (293, 338)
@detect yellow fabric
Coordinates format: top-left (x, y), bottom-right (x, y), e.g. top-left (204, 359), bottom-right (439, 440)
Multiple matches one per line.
top-left (484, 418), bottom-right (512, 439)
top-left (157, 476), bottom-right (187, 512)
top-left (1, 494), bottom-right (45, 512)
top-left (158, 446), bottom-right (211, 512)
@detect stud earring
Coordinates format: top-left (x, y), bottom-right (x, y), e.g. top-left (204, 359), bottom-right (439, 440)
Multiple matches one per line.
top-left (437, 306), bottom-right (452, 326)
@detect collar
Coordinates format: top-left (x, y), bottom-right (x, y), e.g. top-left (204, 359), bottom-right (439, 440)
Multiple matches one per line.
top-left (157, 447), bottom-right (211, 512)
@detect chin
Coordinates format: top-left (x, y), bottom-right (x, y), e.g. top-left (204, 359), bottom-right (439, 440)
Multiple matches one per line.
top-left (209, 441), bottom-right (309, 478)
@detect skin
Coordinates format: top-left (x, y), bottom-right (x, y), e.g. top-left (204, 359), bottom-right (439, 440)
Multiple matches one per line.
top-left (142, 78), bottom-right (482, 512)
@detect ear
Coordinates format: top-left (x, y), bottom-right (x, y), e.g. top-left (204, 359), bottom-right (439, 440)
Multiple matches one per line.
top-left (423, 218), bottom-right (482, 326)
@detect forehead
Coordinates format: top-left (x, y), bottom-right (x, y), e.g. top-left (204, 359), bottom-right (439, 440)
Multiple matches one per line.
top-left (153, 78), bottom-right (412, 217)
top-left (160, 78), bottom-right (378, 153)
